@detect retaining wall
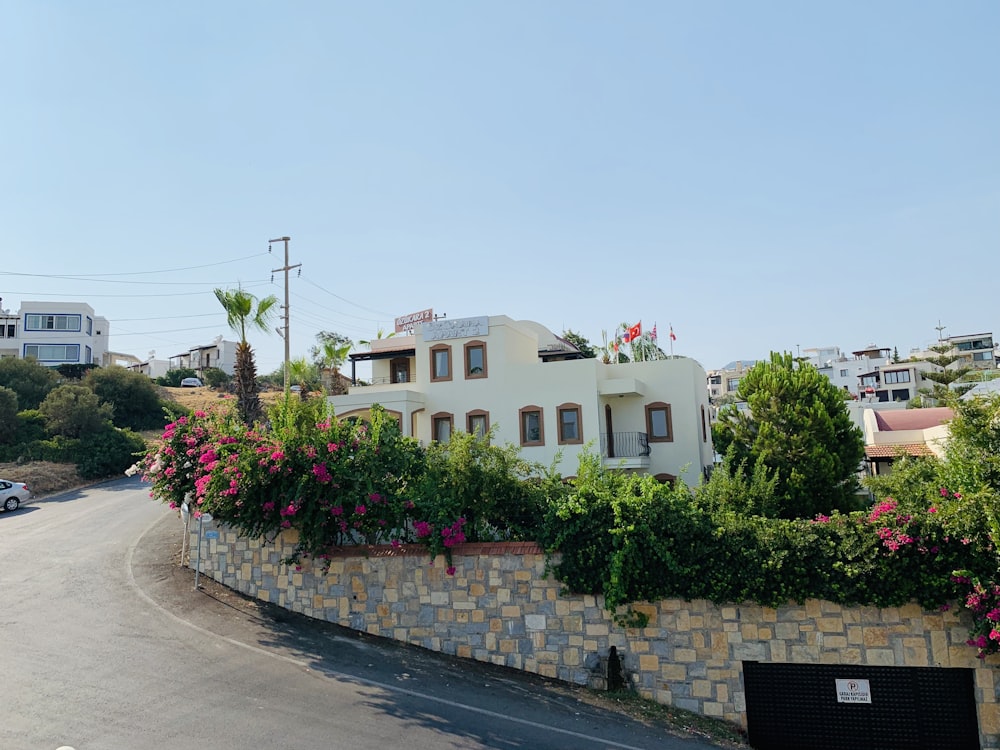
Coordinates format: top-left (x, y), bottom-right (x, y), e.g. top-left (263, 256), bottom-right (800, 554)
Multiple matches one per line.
top-left (187, 520), bottom-right (1000, 746)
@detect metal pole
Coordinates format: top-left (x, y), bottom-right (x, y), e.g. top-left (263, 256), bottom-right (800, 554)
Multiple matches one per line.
top-left (270, 236), bottom-right (300, 393)
top-left (194, 512), bottom-right (203, 589)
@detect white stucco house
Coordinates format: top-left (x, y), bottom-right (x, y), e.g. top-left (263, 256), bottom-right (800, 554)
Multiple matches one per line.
top-left (332, 315), bottom-right (715, 483)
top-left (0, 300), bottom-right (109, 366)
top-left (169, 336), bottom-right (237, 376)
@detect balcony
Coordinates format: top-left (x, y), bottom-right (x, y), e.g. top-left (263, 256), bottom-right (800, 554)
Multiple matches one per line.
top-left (600, 431), bottom-right (650, 470)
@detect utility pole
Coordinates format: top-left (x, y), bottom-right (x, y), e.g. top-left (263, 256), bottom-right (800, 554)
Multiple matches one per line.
top-left (269, 236), bottom-right (301, 392)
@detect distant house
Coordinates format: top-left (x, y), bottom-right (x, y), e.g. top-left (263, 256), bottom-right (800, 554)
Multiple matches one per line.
top-left (169, 336), bottom-right (237, 376)
top-left (862, 407), bottom-right (953, 477)
top-left (333, 315), bottom-right (715, 483)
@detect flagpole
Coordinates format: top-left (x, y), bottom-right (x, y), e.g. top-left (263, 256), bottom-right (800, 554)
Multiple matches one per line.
top-left (669, 323), bottom-right (674, 357)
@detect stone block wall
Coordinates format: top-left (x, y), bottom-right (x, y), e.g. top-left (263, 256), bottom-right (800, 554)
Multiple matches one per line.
top-left (189, 522), bottom-right (1000, 746)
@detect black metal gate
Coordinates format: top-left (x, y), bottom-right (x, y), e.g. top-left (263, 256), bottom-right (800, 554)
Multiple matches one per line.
top-left (743, 662), bottom-right (980, 750)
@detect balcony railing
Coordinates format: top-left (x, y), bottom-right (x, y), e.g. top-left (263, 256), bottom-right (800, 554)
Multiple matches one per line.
top-left (364, 375), bottom-right (418, 386)
top-left (600, 431), bottom-right (650, 459)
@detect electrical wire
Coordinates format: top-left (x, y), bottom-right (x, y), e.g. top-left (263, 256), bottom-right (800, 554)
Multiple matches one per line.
top-left (0, 253), bottom-right (270, 279)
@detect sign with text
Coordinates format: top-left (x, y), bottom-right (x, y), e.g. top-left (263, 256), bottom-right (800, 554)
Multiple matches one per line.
top-left (394, 308), bottom-right (434, 333)
top-left (835, 678), bottom-right (872, 704)
top-left (422, 315), bottom-right (489, 341)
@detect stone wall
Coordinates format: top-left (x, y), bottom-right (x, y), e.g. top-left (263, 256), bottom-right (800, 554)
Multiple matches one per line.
top-left (189, 521), bottom-right (1000, 747)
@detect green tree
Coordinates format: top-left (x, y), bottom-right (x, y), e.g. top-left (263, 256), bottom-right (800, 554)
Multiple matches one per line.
top-left (0, 385), bottom-right (18, 445)
top-left (0, 357), bottom-right (59, 410)
top-left (561, 330), bottom-right (597, 358)
top-left (311, 331), bottom-right (353, 394)
top-left (214, 287), bottom-right (279, 425)
top-left (39, 385), bottom-right (114, 438)
top-left (287, 356), bottom-right (321, 395)
top-left (84, 366), bottom-right (166, 430)
top-left (918, 343), bottom-right (974, 405)
top-left (713, 352), bottom-right (865, 519)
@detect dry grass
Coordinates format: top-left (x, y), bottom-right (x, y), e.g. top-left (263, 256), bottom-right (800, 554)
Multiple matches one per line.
top-left (159, 385), bottom-right (285, 414)
top-left (0, 460), bottom-right (94, 498)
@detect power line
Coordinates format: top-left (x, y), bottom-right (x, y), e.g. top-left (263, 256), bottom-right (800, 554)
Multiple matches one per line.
top-left (0, 252), bottom-right (269, 279)
top-left (9, 282), bottom-right (272, 298)
top-left (299, 277), bottom-right (394, 318)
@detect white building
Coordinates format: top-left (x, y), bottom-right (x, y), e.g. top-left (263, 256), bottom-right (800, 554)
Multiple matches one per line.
top-left (169, 336), bottom-right (237, 376)
top-left (0, 300), bottom-right (109, 366)
top-left (333, 315), bottom-right (715, 483)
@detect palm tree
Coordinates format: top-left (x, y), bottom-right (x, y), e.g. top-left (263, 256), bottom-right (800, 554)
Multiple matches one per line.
top-left (213, 287), bottom-right (279, 425)
top-left (311, 331), bottom-right (353, 394)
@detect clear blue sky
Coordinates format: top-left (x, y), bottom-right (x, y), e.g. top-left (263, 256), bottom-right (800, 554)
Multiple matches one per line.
top-left (2, 1), bottom-right (997, 374)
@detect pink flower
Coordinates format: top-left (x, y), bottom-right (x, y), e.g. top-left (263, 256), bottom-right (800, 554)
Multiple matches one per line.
top-left (928, 506), bottom-right (938, 514)
top-left (446, 566), bottom-right (456, 576)
top-left (355, 504), bottom-right (367, 515)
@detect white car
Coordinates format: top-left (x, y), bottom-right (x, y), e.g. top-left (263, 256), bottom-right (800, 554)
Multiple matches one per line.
top-left (0, 479), bottom-right (30, 512)
top-left (180, 377), bottom-right (203, 387)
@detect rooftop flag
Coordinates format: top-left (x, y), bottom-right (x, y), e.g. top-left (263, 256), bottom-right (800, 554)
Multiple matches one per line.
top-left (670, 325), bottom-right (677, 341)
top-left (627, 322), bottom-right (641, 342)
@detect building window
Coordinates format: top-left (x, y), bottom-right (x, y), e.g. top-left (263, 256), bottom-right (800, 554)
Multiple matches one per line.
top-left (701, 405), bottom-right (707, 443)
top-left (24, 313), bottom-right (82, 332)
top-left (466, 410), bottom-right (490, 439)
top-left (892, 388), bottom-right (910, 402)
top-left (23, 343), bottom-right (80, 362)
top-left (1, 323), bottom-right (14, 338)
top-left (556, 403), bottom-right (582, 445)
top-left (464, 340), bottom-right (488, 379)
top-left (709, 375), bottom-right (722, 385)
top-left (85, 345), bottom-right (92, 364)
top-left (519, 405), bottom-right (544, 446)
top-left (883, 370), bottom-right (911, 384)
top-left (429, 344), bottom-right (452, 382)
top-left (86, 317), bottom-right (93, 336)
top-left (645, 402), bottom-right (673, 442)
top-left (839, 369), bottom-right (849, 377)
top-left (390, 357), bottom-right (411, 384)
top-left (432, 412), bottom-right (453, 443)
top-left (726, 378), bottom-right (739, 392)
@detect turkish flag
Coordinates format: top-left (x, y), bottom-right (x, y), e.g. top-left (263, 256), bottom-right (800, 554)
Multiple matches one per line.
top-left (627, 322), bottom-right (641, 341)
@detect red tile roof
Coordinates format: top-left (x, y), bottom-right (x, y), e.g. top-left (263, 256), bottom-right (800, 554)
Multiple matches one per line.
top-left (865, 443), bottom-right (934, 459)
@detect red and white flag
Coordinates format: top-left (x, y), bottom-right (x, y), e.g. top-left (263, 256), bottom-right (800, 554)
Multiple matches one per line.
top-left (627, 322), bottom-right (641, 342)
top-left (669, 325), bottom-right (677, 341)
top-left (651, 323), bottom-right (658, 341)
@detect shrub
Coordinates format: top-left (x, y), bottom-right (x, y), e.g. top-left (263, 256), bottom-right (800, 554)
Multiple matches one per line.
top-left (39, 385), bottom-right (113, 438)
top-left (156, 368), bottom-right (198, 388)
top-left (202, 367), bottom-right (231, 388)
top-left (0, 357), bottom-right (59, 410)
top-left (0, 386), bottom-right (17, 445)
top-left (76, 428), bottom-right (147, 479)
top-left (84, 366), bottom-right (168, 431)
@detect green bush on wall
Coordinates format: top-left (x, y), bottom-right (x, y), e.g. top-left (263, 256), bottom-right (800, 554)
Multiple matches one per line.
top-left (139, 394), bottom-right (1000, 656)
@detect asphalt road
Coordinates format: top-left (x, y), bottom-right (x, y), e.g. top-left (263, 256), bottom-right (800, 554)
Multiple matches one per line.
top-left (0, 477), bottom-right (730, 750)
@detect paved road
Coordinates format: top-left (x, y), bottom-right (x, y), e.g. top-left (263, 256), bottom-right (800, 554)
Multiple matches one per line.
top-left (0, 478), bottom-right (732, 750)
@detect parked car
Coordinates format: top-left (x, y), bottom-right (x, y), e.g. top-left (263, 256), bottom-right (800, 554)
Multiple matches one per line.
top-left (180, 377), bottom-right (203, 387)
top-left (0, 479), bottom-right (30, 512)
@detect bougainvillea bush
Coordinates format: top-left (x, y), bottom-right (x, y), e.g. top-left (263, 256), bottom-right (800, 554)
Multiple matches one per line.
top-left (140, 397), bottom-right (550, 572)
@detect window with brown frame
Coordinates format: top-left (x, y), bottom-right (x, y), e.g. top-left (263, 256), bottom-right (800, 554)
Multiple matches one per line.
top-left (556, 403), bottom-right (583, 445)
top-left (466, 409), bottom-right (490, 439)
top-left (431, 412), bottom-right (454, 443)
top-left (464, 340), bottom-right (488, 379)
top-left (390, 357), bottom-right (411, 384)
top-left (518, 405), bottom-right (544, 446)
top-left (645, 401), bottom-right (673, 442)
top-left (429, 344), bottom-right (452, 382)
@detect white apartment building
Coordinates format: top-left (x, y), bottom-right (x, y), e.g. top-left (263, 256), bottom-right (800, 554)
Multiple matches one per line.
top-left (0, 300), bottom-right (109, 366)
top-left (333, 315), bottom-right (715, 483)
top-left (169, 336), bottom-right (237, 376)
